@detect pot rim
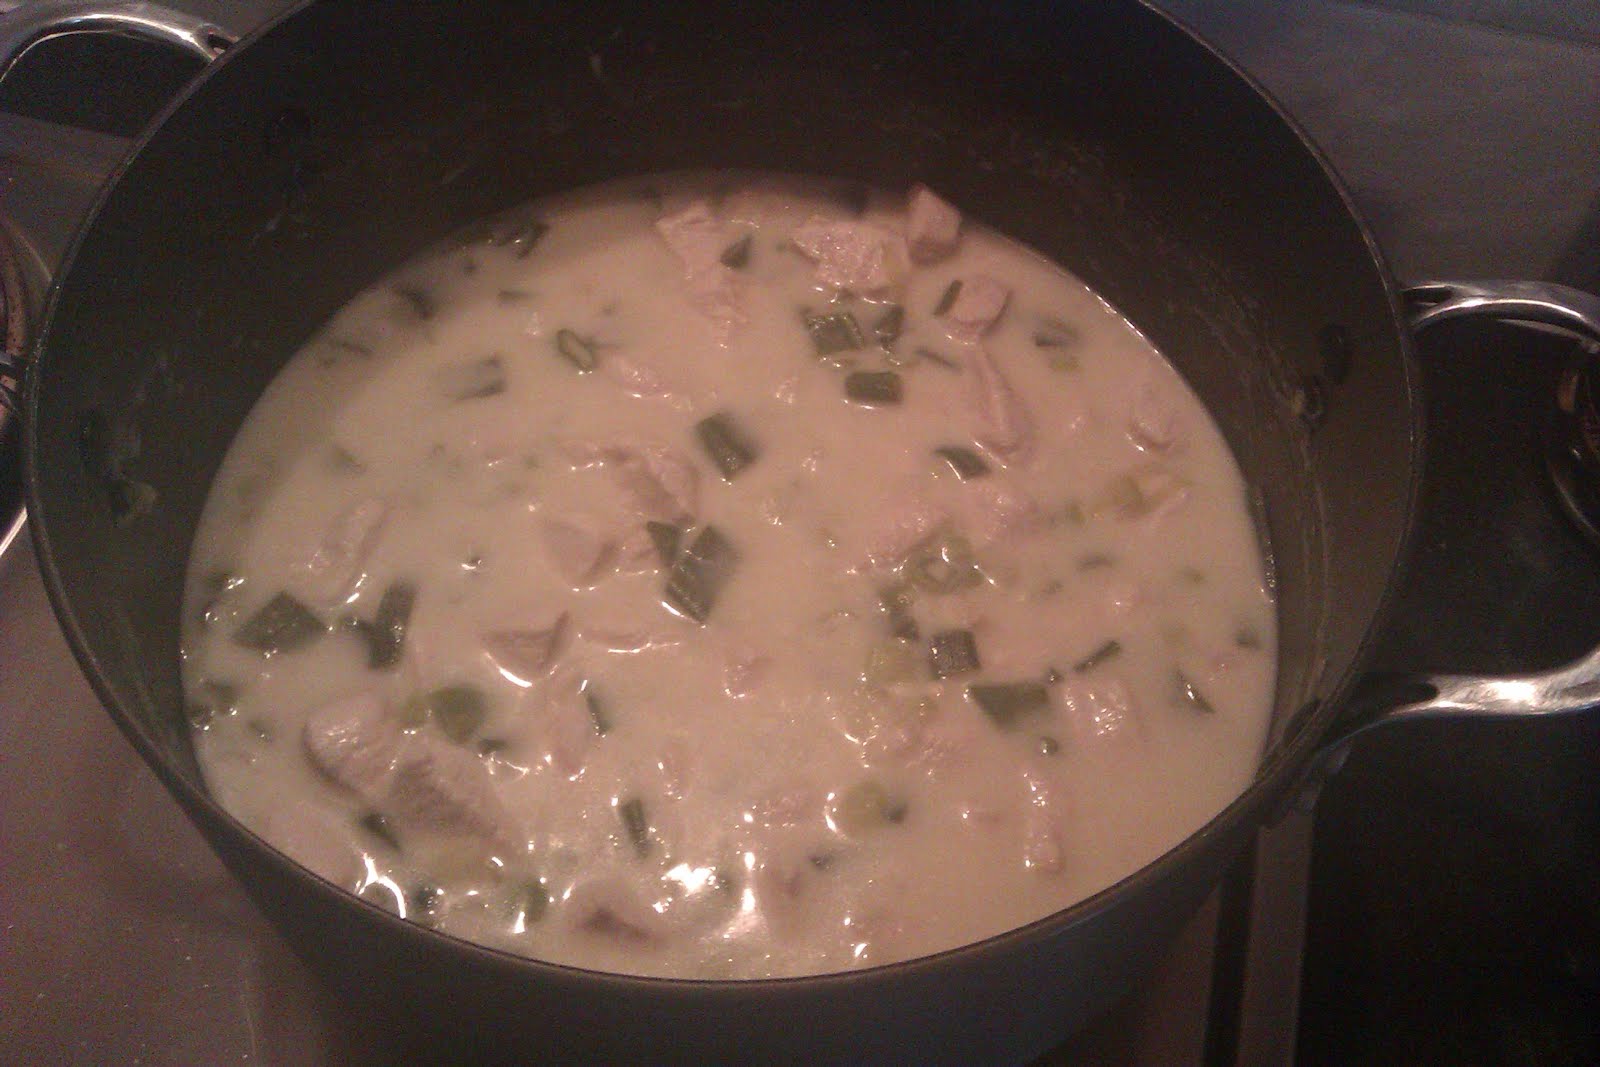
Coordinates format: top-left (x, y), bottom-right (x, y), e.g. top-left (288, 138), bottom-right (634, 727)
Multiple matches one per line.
top-left (18, 0), bottom-right (1425, 991)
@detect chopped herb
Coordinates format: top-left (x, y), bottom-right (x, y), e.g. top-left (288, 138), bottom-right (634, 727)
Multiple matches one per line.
top-left (804, 310), bottom-right (865, 356)
top-left (618, 796), bottom-right (652, 857)
top-left (497, 288), bottom-right (534, 304)
top-left (863, 640), bottom-right (922, 688)
top-left (844, 370), bottom-right (903, 406)
top-left (407, 683), bottom-right (489, 743)
top-left (1175, 670), bottom-right (1217, 714)
top-left (1077, 553), bottom-right (1115, 571)
top-left (830, 781), bottom-right (908, 835)
top-left (1044, 666), bottom-right (1064, 685)
top-left (358, 811), bottom-right (401, 851)
top-left (435, 355), bottom-right (507, 401)
top-left (808, 852), bottom-right (837, 870)
top-left (326, 444), bottom-right (366, 474)
top-left (694, 412), bottom-right (759, 479)
top-left (477, 737), bottom-right (512, 756)
top-left (512, 881), bottom-right (550, 926)
top-left (234, 592), bottom-right (326, 654)
top-left (1074, 639), bottom-right (1123, 673)
top-left (1039, 735), bottom-right (1062, 756)
top-left (969, 682), bottom-right (1051, 729)
top-left (582, 682), bottom-right (612, 735)
top-left (646, 521), bottom-right (684, 565)
top-left (663, 526), bottom-right (739, 624)
top-left (1235, 626), bottom-right (1263, 649)
top-left (871, 304), bottom-right (905, 348)
top-left (185, 679), bottom-right (238, 729)
top-left (1034, 317), bottom-right (1079, 347)
top-left (928, 629), bottom-right (981, 679)
top-left (345, 580), bottom-right (416, 670)
top-left (933, 446), bottom-right (990, 480)
top-left (904, 530), bottom-right (981, 594)
top-left (1059, 500), bottom-right (1086, 526)
top-left (490, 217), bottom-right (549, 258)
top-left (393, 284), bottom-right (436, 320)
top-left (719, 233), bottom-right (753, 269)
top-left (410, 885), bottom-right (442, 916)
top-left (932, 279), bottom-right (963, 316)
top-left (916, 347), bottom-right (960, 371)
top-left (877, 582), bottom-right (920, 641)
top-left (554, 328), bottom-right (598, 372)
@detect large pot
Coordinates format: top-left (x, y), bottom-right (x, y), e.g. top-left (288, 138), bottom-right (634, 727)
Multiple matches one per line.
top-left (7, 1), bottom-right (1599, 1062)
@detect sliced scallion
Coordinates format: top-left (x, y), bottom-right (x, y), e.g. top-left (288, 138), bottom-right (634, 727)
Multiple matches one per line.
top-left (435, 355), bottom-right (507, 401)
top-left (872, 304), bottom-right (905, 348)
top-left (969, 682), bottom-right (1051, 729)
top-left (646, 520), bottom-right (684, 566)
top-left (933, 446), bottom-right (989, 480)
top-left (844, 370), bottom-right (903, 406)
top-left (663, 526), bottom-right (739, 623)
top-left (405, 683), bottom-right (489, 743)
top-left (393, 284), bottom-right (436, 320)
top-left (878, 582), bottom-right (920, 641)
top-left (1074, 639), bottom-right (1123, 673)
top-left (932, 279), bottom-right (963, 316)
top-left (1175, 670), bottom-right (1217, 714)
top-left (554, 328), bottom-right (598, 372)
top-left (583, 682), bottom-right (612, 735)
top-left (719, 234), bottom-right (753, 269)
top-left (904, 531), bottom-right (980, 594)
top-left (358, 811), bottom-right (401, 852)
top-left (804, 310), bottom-right (865, 356)
top-left (694, 412), bottom-right (759, 480)
top-left (346, 579), bottom-right (416, 670)
top-left (234, 592), bottom-right (326, 654)
top-left (618, 796), bottom-right (652, 857)
top-left (928, 629), bottom-right (981, 679)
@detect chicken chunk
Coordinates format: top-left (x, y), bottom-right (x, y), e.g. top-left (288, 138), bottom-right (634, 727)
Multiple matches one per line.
top-left (789, 215), bottom-right (908, 293)
top-left (655, 199), bottom-right (744, 333)
top-left (603, 444), bottom-right (699, 523)
top-left (539, 517), bottom-right (614, 586)
top-left (940, 275), bottom-right (1009, 341)
top-left (906, 184), bottom-right (962, 264)
top-left (964, 347), bottom-right (1034, 466)
top-left (301, 497), bottom-right (388, 604)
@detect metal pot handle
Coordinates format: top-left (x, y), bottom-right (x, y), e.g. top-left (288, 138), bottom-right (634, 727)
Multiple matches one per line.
top-left (0, 2), bottom-right (236, 420)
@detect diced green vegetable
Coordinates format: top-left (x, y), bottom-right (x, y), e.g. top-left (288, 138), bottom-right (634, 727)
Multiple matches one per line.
top-left (863, 639), bottom-right (922, 688)
top-left (1074, 639), bottom-right (1123, 673)
top-left (933, 446), bottom-right (990, 480)
top-left (1098, 467), bottom-right (1188, 519)
top-left (393, 284), bottom-right (436, 320)
top-left (932, 279), bottom-right (963, 316)
top-left (844, 370), bottom-right (903, 406)
top-left (326, 445), bottom-right (366, 474)
top-left (554, 328), bottom-right (598, 372)
top-left (497, 288), bottom-right (534, 304)
top-left (618, 796), bottom-right (652, 857)
top-left (436, 355), bottom-right (507, 401)
top-left (477, 737), bottom-right (512, 756)
top-left (928, 629), bottom-right (981, 679)
top-left (969, 682), bottom-right (1050, 729)
top-left (646, 520), bottom-right (684, 565)
top-left (719, 234), bottom-right (753, 269)
top-left (904, 531), bottom-right (981, 594)
top-left (1175, 670), bottom-right (1217, 714)
top-left (1034, 318), bottom-right (1080, 360)
top-left (234, 592), bottom-right (326, 654)
top-left (804, 310), bottom-right (865, 356)
top-left (346, 580), bottom-right (416, 670)
top-left (877, 582), bottom-right (920, 641)
top-left (490, 217), bottom-right (549, 258)
top-left (916, 347), bottom-right (960, 371)
top-left (512, 880), bottom-right (550, 927)
top-left (663, 526), bottom-right (739, 623)
top-left (694, 412), bottom-right (759, 479)
top-left (871, 304), bottom-right (905, 348)
top-left (185, 679), bottom-right (238, 729)
top-left (583, 682), bottom-right (612, 735)
top-left (1039, 735), bottom-right (1062, 756)
top-left (829, 781), bottom-right (908, 836)
top-left (405, 683), bottom-right (489, 743)
top-left (358, 811), bottom-right (401, 852)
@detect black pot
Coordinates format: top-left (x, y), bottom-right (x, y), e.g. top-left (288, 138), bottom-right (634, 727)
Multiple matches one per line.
top-left (9, 2), bottom-right (1600, 1062)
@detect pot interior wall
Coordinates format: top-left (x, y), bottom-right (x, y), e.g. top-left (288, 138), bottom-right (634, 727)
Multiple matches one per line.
top-left (28, 0), bottom-right (1411, 800)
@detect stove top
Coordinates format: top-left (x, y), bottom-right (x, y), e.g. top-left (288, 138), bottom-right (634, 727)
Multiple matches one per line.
top-left (2, 2), bottom-right (1597, 1063)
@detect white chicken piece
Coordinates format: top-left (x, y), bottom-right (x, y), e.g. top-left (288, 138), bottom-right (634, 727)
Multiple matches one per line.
top-left (906, 184), bottom-right (962, 264)
top-left (964, 347), bottom-right (1034, 466)
top-left (940, 274), bottom-right (1010, 341)
top-left (602, 444), bottom-right (699, 523)
top-left (1021, 770), bottom-right (1067, 874)
top-left (301, 691), bottom-right (402, 799)
top-left (655, 199), bottom-right (744, 334)
top-left (482, 612), bottom-right (570, 686)
top-left (1129, 377), bottom-right (1183, 452)
top-left (301, 497), bottom-right (388, 604)
top-left (789, 215), bottom-right (908, 293)
top-left (538, 516), bottom-right (614, 587)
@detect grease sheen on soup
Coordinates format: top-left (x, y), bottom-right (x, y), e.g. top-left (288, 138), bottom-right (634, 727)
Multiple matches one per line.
top-left (182, 174), bottom-right (1276, 979)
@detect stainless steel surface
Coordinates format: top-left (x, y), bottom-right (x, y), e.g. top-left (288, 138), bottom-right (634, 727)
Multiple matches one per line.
top-left (1408, 279), bottom-right (1600, 341)
top-left (0, 0), bottom-right (233, 76)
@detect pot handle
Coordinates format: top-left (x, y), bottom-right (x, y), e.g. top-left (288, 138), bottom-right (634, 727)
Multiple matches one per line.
top-left (0, 2), bottom-right (237, 420)
top-left (1296, 279), bottom-right (1600, 800)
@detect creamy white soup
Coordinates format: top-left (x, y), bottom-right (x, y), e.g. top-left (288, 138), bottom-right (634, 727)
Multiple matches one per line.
top-left (182, 174), bottom-right (1275, 979)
